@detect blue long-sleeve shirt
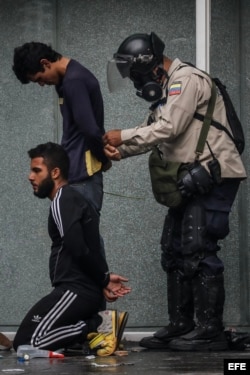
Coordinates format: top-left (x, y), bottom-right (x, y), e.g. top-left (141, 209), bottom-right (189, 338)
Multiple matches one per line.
top-left (56, 59), bottom-right (108, 183)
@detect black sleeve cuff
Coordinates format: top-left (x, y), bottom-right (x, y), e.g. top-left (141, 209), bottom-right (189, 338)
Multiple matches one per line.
top-left (101, 271), bottom-right (110, 288)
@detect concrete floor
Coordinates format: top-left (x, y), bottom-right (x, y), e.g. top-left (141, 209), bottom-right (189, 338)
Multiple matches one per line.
top-left (1, 342), bottom-right (250, 375)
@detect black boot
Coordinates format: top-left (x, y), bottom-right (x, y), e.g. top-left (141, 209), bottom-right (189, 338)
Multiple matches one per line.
top-left (169, 273), bottom-right (229, 351)
top-left (140, 270), bottom-right (195, 349)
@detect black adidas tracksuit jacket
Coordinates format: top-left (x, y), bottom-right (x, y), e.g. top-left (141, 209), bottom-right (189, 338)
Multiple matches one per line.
top-left (13, 185), bottom-right (110, 351)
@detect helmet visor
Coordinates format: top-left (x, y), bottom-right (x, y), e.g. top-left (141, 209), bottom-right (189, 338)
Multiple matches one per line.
top-left (107, 58), bottom-right (132, 93)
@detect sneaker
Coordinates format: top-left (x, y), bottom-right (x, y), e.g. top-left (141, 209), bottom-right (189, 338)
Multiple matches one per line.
top-left (88, 310), bottom-right (129, 356)
top-left (0, 333), bottom-right (12, 351)
top-left (88, 332), bottom-right (107, 349)
top-left (88, 310), bottom-right (118, 356)
top-left (116, 311), bottom-right (129, 349)
top-left (97, 310), bottom-right (118, 335)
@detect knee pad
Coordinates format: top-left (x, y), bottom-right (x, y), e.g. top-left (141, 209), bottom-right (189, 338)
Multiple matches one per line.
top-left (161, 214), bottom-right (175, 272)
top-left (161, 214), bottom-right (174, 250)
top-left (206, 210), bottom-right (230, 239)
top-left (161, 249), bottom-right (175, 272)
top-left (182, 203), bottom-right (206, 255)
top-left (181, 203), bottom-right (206, 277)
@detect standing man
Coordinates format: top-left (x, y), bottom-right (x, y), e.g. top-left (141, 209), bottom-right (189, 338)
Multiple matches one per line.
top-left (13, 142), bottom-right (130, 356)
top-left (103, 32), bottom-right (246, 351)
top-left (12, 42), bottom-right (110, 278)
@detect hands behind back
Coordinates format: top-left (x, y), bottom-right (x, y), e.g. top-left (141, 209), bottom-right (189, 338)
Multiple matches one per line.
top-left (104, 144), bottom-right (121, 161)
top-left (103, 273), bottom-right (131, 303)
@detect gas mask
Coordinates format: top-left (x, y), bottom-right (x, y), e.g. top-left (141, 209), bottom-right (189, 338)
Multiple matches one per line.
top-left (130, 68), bottom-right (165, 102)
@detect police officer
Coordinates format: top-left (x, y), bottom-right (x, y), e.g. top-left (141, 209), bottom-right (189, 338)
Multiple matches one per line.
top-left (103, 32), bottom-right (247, 351)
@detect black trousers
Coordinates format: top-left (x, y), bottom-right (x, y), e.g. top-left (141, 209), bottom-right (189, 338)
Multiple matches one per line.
top-left (13, 287), bottom-right (102, 351)
top-left (161, 178), bottom-right (241, 276)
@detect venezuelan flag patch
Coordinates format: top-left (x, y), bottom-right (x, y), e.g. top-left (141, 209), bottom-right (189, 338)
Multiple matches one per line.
top-left (169, 81), bottom-right (182, 96)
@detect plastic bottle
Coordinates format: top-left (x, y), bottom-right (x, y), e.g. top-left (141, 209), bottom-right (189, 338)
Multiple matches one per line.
top-left (17, 345), bottom-right (64, 360)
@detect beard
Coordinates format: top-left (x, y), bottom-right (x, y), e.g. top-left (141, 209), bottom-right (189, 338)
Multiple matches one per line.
top-left (34, 176), bottom-right (54, 199)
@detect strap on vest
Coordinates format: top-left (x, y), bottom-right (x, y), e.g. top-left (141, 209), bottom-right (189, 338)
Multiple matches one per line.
top-left (194, 112), bottom-right (235, 144)
top-left (195, 80), bottom-right (217, 158)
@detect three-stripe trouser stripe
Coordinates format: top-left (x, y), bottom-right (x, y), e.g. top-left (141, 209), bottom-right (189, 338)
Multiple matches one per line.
top-left (31, 290), bottom-right (86, 347)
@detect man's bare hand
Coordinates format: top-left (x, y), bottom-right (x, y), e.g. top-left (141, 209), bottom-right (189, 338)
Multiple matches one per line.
top-left (104, 144), bottom-right (121, 161)
top-left (104, 273), bottom-right (131, 300)
top-left (103, 288), bottom-right (118, 302)
top-left (103, 130), bottom-right (122, 147)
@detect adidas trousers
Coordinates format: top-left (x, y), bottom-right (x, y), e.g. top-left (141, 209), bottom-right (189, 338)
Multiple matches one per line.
top-left (13, 287), bottom-right (102, 351)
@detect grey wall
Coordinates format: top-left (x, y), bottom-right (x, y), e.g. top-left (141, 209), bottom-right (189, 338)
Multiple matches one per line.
top-left (0, 0), bottom-right (249, 332)
top-left (210, 0), bottom-right (250, 326)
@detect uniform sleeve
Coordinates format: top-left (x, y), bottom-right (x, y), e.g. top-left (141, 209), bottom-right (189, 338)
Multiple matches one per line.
top-left (118, 142), bottom-right (152, 158)
top-left (120, 74), bottom-right (209, 148)
top-left (51, 189), bottom-right (110, 287)
top-left (63, 79), bottom-right (109, 164)
top-left (118, 115), bottom-right (153, 157)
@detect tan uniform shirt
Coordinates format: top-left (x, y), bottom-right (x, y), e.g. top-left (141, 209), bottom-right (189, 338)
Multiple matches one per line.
top-left (119, 58), bottom-right (246, 179)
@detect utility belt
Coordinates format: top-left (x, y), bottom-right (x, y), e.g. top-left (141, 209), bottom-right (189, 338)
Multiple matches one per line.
top-left (178, 157), bottom-right (222, 198)
top-left (148, 150), bottom-right (222, 208)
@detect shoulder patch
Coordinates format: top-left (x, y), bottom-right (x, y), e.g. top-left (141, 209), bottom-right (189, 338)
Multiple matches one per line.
top-left (169, 81), bottom-right (182, 96)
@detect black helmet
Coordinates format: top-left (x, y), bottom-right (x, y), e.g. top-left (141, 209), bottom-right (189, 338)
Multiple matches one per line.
top-left (115, 32), bottom-right (165, 78)
top-left (109, 32), bottom-right (166, 102)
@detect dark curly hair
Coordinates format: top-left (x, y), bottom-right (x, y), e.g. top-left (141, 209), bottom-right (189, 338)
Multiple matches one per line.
top-left (12, 42), bottom-right (62, 83)
top-left (28, 142), bottom-right (70, 180)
